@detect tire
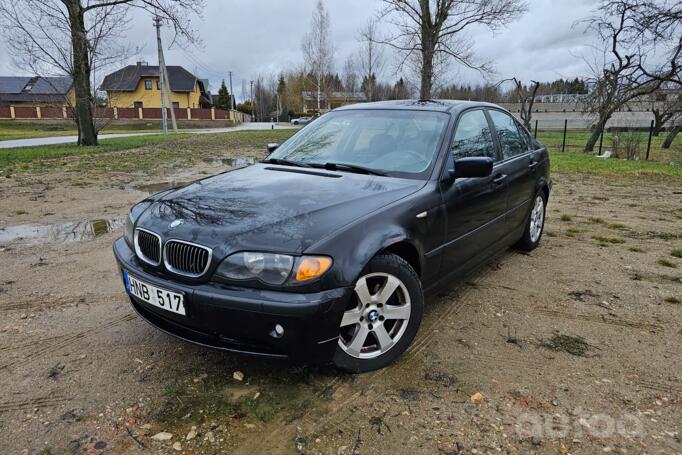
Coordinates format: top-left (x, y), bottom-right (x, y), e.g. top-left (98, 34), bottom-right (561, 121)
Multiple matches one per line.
top-left (333, 253), bottom-right (423, 373)
top-left (516, 190), bottom-right (547, 251)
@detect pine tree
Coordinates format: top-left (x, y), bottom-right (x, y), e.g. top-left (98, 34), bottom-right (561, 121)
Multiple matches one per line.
top-left (215, 80), bottom-right (231, 110)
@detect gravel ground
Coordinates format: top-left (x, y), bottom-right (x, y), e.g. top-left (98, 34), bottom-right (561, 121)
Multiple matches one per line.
top-left (0, 148), bottom-right (680, 455)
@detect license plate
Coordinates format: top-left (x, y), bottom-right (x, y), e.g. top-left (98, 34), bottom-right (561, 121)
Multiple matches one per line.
top-left (123, 270), bottom-right (186, 316)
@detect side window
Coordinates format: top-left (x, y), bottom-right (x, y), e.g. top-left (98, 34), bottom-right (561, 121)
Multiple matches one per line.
top-left (451, 110), bottom-right (496, 161)
top-left (489, 110), bottom-right (527, 160)
top-left (516, 120), bottom-right (537, 152)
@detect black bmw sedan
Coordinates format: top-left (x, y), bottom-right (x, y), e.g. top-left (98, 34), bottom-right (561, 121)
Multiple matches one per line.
top-left (113, 100), bottom-right (551, 372)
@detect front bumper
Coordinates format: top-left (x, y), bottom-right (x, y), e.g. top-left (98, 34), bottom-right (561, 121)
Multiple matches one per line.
top-left (113, 237), bottom-right (352, 362)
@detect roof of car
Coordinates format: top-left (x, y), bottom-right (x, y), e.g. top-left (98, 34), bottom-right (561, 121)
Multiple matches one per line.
top-left (335, 99), bottom-right (502, 113)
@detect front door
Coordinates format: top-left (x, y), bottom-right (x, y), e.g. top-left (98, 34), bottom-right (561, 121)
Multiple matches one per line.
top-left (439, 109), bottom-right (508, 272)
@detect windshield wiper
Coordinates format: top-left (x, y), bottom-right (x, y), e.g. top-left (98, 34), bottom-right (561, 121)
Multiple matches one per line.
top-left (260, 158), bottom-right (311, 168)
top-left (311, 162), bottom-right (387, 176)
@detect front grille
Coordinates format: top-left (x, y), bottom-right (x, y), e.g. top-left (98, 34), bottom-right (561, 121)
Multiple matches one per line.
top-left (135, 229), bottom-right (161, 265)
top-left (164, 240), bottom-right (212, 277)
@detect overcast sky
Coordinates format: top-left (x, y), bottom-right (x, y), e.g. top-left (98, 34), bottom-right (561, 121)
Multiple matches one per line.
top-left (0, 0), bottom-right (601, 100)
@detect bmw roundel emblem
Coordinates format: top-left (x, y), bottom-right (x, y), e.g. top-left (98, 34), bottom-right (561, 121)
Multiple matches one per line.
top-left (169, 219), bottom-right (184, 229)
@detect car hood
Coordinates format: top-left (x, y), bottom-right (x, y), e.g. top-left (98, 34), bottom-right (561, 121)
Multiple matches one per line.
top-left (136, 164), bottom-right (424, 257)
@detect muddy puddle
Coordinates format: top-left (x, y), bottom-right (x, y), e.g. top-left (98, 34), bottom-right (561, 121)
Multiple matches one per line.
top-left (0, 217), bottom-right (124, 245)
top-left (202, 157), bottom-right (256, 167)
top-left (127, 157), bottom-right (256, 195)
top-left (129, 181), bottom-right (192, 194)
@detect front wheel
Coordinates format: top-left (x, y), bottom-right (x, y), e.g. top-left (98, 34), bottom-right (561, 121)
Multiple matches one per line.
top-left (516, 190), bottom-right (546, 251)
top-left (333, 254), bottom-right (423, 373)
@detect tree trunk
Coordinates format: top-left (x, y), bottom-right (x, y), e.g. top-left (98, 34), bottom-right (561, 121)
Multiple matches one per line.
top-left (419, 0), bottom-right (434, 101)
top-left (652, 109), bottom-right (662, 136)
top-left (66, 0), bottom-right (97, 146)
top-left (662, 124), bottom-right (680, 149)
top-left (584, 119), bottom-right (606, 153)
top-left (520, 104), bottom-right (531, 130)
top-left (420, 46), bottom-right (434, 100)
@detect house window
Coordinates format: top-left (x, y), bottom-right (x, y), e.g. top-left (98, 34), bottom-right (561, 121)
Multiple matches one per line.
top-left (144, 80), bottom-right (152, 90)
top-left (134, 101), bottom-right (143, 109)
top-left (172, 102), bottom-right (179, 109)
top-left (156, 80), bottom-right (161, 90)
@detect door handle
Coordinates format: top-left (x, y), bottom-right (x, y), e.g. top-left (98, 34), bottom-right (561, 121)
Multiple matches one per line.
top-left (492, 174), bottom-right (507, 185)
top-left (528, 160), bottom-right (539, 170)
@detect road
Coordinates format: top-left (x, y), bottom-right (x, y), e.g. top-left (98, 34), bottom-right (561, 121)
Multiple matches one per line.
top-left (0, 122), bottom-right (294, 148)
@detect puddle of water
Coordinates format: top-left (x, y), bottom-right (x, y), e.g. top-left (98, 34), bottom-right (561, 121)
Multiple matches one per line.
top-left (127, 158), bottom-right (256, 195)
top-left (202, 157), bottom-right (256, 167)
top-left (124, 158), bottom-right (256, 195)
top-left (0, 217), bottom-right (125, 245)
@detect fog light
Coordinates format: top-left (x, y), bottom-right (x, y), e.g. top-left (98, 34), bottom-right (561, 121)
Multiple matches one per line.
top-left (270, 324), bottom-right (284, 338)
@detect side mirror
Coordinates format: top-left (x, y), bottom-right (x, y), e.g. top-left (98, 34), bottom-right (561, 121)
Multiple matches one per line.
top-left (448, 157), bottom-right (494, 179)
top-left (267, 143), bottom-right (280, 153)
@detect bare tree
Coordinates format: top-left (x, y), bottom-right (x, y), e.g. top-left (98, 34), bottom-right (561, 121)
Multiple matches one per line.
top-left (302, 0), bottom-right (334, 113)
top-left (630, 0), bottom-right (681, 86)
top-left (502, 78), bottom-right (539, 130)
top-left (0, 0), bottom-right (202, 146)
top-left (355, 19), bottom-right (384, 101)
top-left (631, 0), bottom-right (681, 148)
top-left (650, 92), bottom-right (681, 136)
top-left (342, 55), bottom-right (359, 94)
top-left (379, 0), bottom-right (526, 100)
top-left (582, 0), bottom-right (681, 152)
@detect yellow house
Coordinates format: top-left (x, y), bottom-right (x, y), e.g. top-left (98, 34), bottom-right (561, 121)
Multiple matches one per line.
top-left (100, 63), bottom-right (210, 109)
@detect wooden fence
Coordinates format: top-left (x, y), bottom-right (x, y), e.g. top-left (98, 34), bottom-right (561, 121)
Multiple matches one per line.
top-left (0, 106), bottom-right (250, 123)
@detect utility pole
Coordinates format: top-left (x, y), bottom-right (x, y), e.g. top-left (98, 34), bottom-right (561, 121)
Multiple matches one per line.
top-left (250, 80), bottom-right (254, 121)
top-left (229, 71), bottom-right (234, 110)
top-left (154, 16), bottom-right (178, 133)
top-left (154, 16), bottom-right (168, 135)
top-left (162, 62), bottom-right (178, 132)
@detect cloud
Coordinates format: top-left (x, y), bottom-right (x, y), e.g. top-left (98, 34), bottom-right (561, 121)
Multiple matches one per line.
top-left (0, 0), bottom-right (603, 98)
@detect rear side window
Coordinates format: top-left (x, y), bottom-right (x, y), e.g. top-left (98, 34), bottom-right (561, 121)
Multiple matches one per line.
top-left (451, 110), bottom-right (496, 161)
top-left (489, 110), bottom-right (528, 160)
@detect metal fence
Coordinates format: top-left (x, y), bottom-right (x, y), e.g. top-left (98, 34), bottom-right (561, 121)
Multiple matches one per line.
top-left (527, 117), bottom-right (674, 160)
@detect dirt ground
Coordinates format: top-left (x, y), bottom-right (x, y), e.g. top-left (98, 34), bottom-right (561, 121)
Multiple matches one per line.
top-left (0, 146), bottom-right (681, 455)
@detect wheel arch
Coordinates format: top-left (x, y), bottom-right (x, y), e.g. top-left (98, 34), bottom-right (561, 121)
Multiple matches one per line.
top-left (379, 240), bottom-right (422, 277)
top-left (536, 176), bottom-right (551, 201)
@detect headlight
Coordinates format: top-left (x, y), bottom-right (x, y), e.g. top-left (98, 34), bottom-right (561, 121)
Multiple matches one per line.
top-left (124, 201), bottom-right (151, 247)
top-left (216, 252), bottom-right (294, 285)
top-left (215, 253), bottom-right (332, 285)
top-left (124, 214), bottom-right (135, 247)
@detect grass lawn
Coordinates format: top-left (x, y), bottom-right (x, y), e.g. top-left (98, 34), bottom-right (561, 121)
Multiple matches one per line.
top-left (0, 129), bottom-right (297, 174)
top-left (0, 120), bottom-right (179, 141)
top-left (0, 134), bottom-right (191, 172)
top-left (536, 129), bottom-right (681, 164)
top-left (549, 151), bottom-right (682, 178)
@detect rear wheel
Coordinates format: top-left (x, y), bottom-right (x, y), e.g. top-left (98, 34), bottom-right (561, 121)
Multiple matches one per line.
top-left (333, 254), bottom-right (423, 373)
top-left (516, 190), bottom-right (546, 251)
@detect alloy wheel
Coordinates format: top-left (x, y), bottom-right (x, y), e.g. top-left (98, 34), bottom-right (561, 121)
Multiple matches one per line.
top-left (529, 194), bottom-right (545, 243)
top-left (338, 272), bottom-right (412, 359)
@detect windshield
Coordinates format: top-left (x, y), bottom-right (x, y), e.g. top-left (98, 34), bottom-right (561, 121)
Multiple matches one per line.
top-left (270, 110), bottom-right (449, 178)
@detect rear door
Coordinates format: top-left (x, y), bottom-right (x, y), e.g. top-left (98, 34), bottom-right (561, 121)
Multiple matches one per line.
top-left (439, 109), bottom-right (508, 271)
top-left (487, 109), bottom-right (537, 230)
